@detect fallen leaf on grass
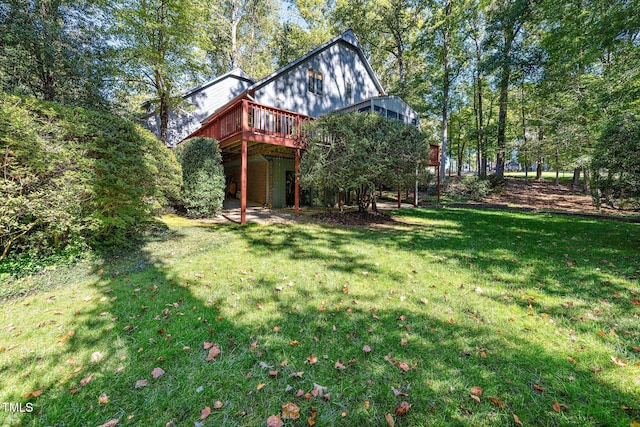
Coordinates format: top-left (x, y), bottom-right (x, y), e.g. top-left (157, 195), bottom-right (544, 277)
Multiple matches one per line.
top-left (308, 406), bottom-right (318, 424)
top-left (391, 386), bottom-right (408, 397)
top-left (257, 383), bottom-right (265, 391)
top-left (397, 362), bottom-right (410, 372)
top-left (23, 390), bottom-right (42, 398)
top-left (313, 383), bottom-right (328, 398)
top-left (513, 414), bottom-right (523, 425)
top-left (611, 356), bottom-right (627, 367)
top-left (533, 384), bottom-right (546, 392)
top-left (306, 355), bottom-right (318, 365)
top-left (206, 344), bottom-right (221, 361)
top-left (470, 387), bottom-right (483, 396)
top-left (135, 379), bottom-right (148, 388)
top-left (363, 345), bottom-right (372, 352)
top-left (200, 406), bottom-right (211, 420)
top-left (334, 360), bottom-right (346, 370)
top-left (460, 406), bottom-right (473, 416)
top-left (488, 397), bottom-right (505, 409)
top-left (289, 371), bottom-right (304, 378)
top-left (80, 375), bottom-right (93, 386)
top-left (98, 393), bottom-right (109, 404)
top-left (289, 340), bottom-right (299, 346)
top-left (97, 419), bottom-right (119, 427)
top-left (90, 352), bottom-right (104, 363)
top-left (395, 401), bottom-right (411, 416)
top-left (151, 367), bottom-right (165, 378)
top-left (400, 338), bottom-right (408, 347)
top-left (469, 394), bottom-right (481, 403)
top-left (213, 401), bottom-right (223, 409)
top-left (385, 413), bottom-right (395, 427)
top-left (632, 346), bottom-right (640, 352)
top-left (59, 330), bottom-right (75, 343)
top-left (552, 401), bottom-right (569, 412)
top-left (266, 414), bottom-right (284, 427)
top-left (281, 402), bottom-right (300, 420)
top-left (567, 356), bottom-right (578, 364)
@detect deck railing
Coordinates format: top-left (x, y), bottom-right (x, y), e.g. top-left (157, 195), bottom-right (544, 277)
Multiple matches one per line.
top-left (200, 98), bottom-right (309, 145)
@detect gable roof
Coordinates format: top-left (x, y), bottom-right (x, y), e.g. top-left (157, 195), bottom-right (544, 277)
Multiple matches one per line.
top-left (182, 68), bottom-right (254, 99)
top-left (247, 29), bottom-right (386, 96)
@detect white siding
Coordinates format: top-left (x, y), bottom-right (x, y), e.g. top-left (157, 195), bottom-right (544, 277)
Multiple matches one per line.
top-left (252, 42), bottom-right (381, 118)
top-left (144, 75), bottom-right (252, 146)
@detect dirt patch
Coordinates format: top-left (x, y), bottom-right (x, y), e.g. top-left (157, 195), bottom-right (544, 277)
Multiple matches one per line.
top-left (466, 178), bottom-right (639, 221)
top-left (311, 210), bottom-right (395, 226)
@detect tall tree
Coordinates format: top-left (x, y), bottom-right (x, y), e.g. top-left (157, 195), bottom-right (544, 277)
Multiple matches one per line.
top-left (0, 0), bottom-right (110, 107)
top-left (112, 0), bottom-right (208, 145)
top-left (334, 0), bottom-right (423, 96)
top-left (483, 0), bottom-right (532, 177)
top-left (418, 0), bottom-right (468, 178)
top-left (207, 0), bottom-right (277, 78)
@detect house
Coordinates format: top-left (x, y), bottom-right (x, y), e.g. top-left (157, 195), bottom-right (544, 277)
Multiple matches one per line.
top-left (144, 30), bottom-right (420, 224)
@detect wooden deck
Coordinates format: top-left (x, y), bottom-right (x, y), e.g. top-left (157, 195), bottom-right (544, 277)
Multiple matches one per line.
top-left (189, 95), bottom-right (309, 224)
top-left (192, 96), bottom-right (309, 152)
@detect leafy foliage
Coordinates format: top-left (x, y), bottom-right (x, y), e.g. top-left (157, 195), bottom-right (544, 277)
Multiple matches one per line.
top-left (0, 93), bottom-right (181, 264)
top-left (0, 0), bottom-right (111, 107)
top-left (174, 137), bottom-right (225, 217)
top-left (300, 112), bottom-right (426, 212)
top-left (591, 114), bottom-right (640, 210)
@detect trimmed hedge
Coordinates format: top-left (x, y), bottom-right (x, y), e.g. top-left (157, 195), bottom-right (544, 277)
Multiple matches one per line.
top-left (0, 93), bottom-right (182, 263)
top-left (174, 137), bottom-right (225, 217)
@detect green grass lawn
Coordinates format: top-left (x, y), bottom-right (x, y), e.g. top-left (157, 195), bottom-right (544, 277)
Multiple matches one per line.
top-left (504, 171), bottom-right (574, 182)
top-left (1, 209), bottom-right (639, 426)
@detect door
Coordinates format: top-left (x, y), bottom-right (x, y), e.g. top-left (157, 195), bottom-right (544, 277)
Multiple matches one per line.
top-left (285, 171), bottom-right (295, 207)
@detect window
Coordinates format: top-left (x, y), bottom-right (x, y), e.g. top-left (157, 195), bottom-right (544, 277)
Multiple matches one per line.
top-left (346, 82), bottom-right (353, 104)
top-left (387, 109), bottom-right (398, 120)
top-left (374, 105), bottom-right (386, 115)
top-left (308, 69), bottom-right (323, 95)
top-left (316, 72), bottom-right (323, 96)
top-left (308, 69), bottom-right (315, 93)
top-left (358, 106), bottom-right (371, 113)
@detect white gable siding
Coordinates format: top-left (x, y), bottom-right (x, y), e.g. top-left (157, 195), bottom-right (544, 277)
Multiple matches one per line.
top-left (144, 75), bottom-right (252, 146)
top-left (252, 42), bottom-right (381, 118)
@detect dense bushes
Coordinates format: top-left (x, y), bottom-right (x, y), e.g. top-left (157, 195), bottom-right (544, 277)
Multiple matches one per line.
top-left (591, 114), bottom-right (640, 210)
top-left (174, 137), bottom-right (225, 217)
top-left (0, 93), bottom-right (181, 263)
top-left (300, 112), bottom-right (426, 212)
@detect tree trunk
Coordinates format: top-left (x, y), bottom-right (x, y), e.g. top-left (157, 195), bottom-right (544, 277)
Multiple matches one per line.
top-left (536, 161), bottom-right (542, 180)
top-left (496, 65), bottom-right (510, 178)
top-left (572, 166), bottom-right (581, 190)
top-left (159, 97), bottom-right (169, 145)
top-left (230, 0), bottom-right (241, 69)
top-left (439, 0), bottom-right (451, 179)
top-left (582, 168), bottom-right (590, 193)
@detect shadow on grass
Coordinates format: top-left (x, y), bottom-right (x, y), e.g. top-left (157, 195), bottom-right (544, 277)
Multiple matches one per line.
top-left (2, 208), bottom-right (639, 426)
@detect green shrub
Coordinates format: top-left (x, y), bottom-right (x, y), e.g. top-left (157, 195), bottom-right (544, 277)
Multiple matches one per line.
top-left (174, 137), bottom-right (225, 217)
top-left (0, 93), bottom-right (182, 263)
top-left (591, 114), bottom-right (640, 210)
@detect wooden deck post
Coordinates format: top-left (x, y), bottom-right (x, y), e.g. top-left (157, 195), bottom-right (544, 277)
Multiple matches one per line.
top-left (241, 100), bottom-right (248, 224)
top-left (241, 139), bottom-right (247, 224)
top-left (294, 148), bottom-right (300, 216)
